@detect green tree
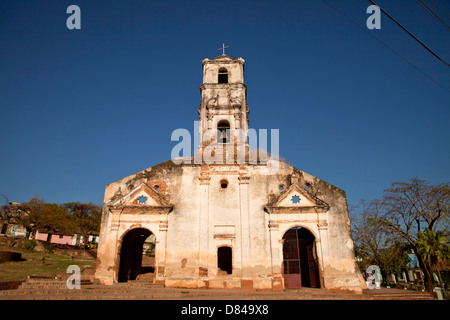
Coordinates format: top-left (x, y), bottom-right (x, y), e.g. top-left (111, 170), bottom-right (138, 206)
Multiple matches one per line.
top-left (16, 196), bottom-right (76, 239)
top-left (351, 178), bottom-right (449, 293)
top-left (350, 199), bottom-right (410, 282)
top-left (379, 178), bottom-right (449, 292)
top-left (40, 202), bottom-right (77, 235)
top-left (416, 229), bottom-right (449, 294)
top-left (15, 196), bottom-right (47, 238)
top-left (63, 202), bottom-right (101, 247)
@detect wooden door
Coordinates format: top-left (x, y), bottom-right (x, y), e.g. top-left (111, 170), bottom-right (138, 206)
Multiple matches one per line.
top-left (283, 228), bottom-right (302, 289)
top-left (307, 244), bottom-right (320, 288)
top-left (283, 227), bottom-right (320, 289)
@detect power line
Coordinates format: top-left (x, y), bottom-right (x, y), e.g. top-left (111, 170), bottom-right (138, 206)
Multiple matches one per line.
top-left (429, 0), bottom-right (450, 21)
top-left (322, 0), bottom-right (450, 93)
top-left (367, 0), bottom-right (450, 67)
top-left (415, 0), bottom-right (450, 32)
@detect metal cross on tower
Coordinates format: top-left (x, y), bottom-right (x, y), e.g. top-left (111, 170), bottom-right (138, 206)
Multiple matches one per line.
top-left (218, 43), bottom-right (230, 55)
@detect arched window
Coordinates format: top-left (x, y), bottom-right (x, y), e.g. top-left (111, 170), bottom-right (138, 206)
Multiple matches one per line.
top-left (217, 121), bottom-right (230, 143)
top-left (218, 67), bottom-right (228, 84)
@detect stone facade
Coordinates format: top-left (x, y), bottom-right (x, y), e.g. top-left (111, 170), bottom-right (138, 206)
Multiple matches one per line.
top-left (95, 54), bottom-right (366, 293)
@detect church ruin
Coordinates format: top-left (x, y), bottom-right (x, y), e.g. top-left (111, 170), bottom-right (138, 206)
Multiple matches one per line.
top-left (95, 51), bottom-right (366, 293)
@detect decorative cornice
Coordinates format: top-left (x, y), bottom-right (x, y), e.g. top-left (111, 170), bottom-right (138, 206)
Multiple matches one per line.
top-left (159, 221), bottom-right (169, 231)
top-left (318, 220), bottom-right (329, 230)
top-left (200, 83), bottom-right (246, 90)
top-left (199, 176), bottom-right (211, 185)
top-left (264, 205), bottom-right (328, 214)
top-left (108, 205), bottom-right (173, 215)
top-left (268, 220), bottom-right (279, 230)
top-left (238, 176), bottom-right (250, 184)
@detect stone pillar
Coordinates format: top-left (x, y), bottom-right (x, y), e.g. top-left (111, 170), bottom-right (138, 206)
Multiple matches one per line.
top-left (234, 113), bottom-right (241, 129)
top-left (268, 219), bottom-right (283, 290)
top-left (95, 207), bottom-right (120, 285)
top-left (156, 220), bottom-right (168, 285)
top-left (198, 176), bottom-right (210, 283)
top-left (238, 176), bottom-right (252, 288)
top-left (317, 219), bottom-right (331, 288)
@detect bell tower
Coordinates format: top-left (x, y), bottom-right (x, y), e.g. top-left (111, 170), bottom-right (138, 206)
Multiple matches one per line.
top-left (198, 50), bottom-right (249, 151)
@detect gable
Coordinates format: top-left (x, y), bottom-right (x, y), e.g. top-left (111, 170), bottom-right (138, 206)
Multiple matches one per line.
top-left (111, 182), bottom-right (171, 207)
top-left (129, 191), bottom-right (160, 206)
top-left (277, 190), bottom-right (316, 207)
top-left (265, 183), bottom-right (329, 214)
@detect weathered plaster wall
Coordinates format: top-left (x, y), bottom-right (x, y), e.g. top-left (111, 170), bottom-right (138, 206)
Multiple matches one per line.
top-left (95, 159), bottom-right (365, 293)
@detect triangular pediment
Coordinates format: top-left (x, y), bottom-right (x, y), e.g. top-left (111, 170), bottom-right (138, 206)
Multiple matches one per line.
top-left (265, 183), bottom-right (329, 213)
top-left (111, 182), bottom-right (171, 208)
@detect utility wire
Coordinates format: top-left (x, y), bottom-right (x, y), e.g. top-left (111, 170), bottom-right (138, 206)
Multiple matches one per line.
top-left (367, 0), bottom-right (450, 67)
top-left (416, 0), bottom-right (450, 32)
top-left (322, 0), bottom-right (450, 93)
top-left (429, 0), bottom-right (450, 21)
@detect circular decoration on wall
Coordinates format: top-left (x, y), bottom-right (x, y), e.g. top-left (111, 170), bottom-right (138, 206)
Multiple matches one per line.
top-left (220, 179), bottom-right (228, 189)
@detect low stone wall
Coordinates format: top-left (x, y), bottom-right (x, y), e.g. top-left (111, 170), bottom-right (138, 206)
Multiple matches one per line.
top-left (0, 251), bottom-right (23, 263)
top-left (0, 281), bottom-right (25, 290)
top-left (0, 237), bottom-right (96, 259)
top-left (52, 246), bottom-right (97, 259)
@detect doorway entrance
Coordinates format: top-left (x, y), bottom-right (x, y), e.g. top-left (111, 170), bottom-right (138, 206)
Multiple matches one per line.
top-left (282, 227), bottom-right (320, 289)
top-left (217, 246), bottom-right (232, 275)
top-left (118, 228), bottom-right (155, 282)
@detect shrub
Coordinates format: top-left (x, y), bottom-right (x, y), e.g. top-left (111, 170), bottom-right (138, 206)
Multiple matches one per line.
top-left (23, 240), bottom-right (37, 251)
top-left (395, 283), bottom-right (408, 290)
top-left (43, 242), bottom-right (54, 253)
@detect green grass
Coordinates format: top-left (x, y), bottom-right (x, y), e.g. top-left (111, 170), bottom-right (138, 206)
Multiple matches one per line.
top-left (0, 247), bottom-right (96, 282)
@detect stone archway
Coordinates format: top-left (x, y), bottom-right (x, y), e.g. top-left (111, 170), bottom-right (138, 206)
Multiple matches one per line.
top-left (282, 227), bottom-right (320, 289)
top-left (117, 228), bottom-right (154, 282)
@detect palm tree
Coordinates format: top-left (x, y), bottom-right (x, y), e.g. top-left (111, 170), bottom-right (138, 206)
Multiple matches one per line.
top-left (416, 229), bottom-right (449, 295)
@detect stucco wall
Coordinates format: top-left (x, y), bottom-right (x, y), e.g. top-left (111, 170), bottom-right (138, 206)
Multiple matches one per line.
top-left (95, 159), bottom-right (365, 292)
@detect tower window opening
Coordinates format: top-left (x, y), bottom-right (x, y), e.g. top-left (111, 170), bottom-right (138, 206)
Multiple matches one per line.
top-left (218, 67), bottom-right (228, 84)
top-left (217, 121), bottom-right (230, 143)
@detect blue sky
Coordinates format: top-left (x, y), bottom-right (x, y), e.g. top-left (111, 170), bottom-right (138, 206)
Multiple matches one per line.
top-left (0, 0), bottom-right (449, 207)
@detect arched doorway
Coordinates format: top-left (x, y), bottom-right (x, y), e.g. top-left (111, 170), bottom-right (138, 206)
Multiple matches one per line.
top-left (118, 228), bottom-right (155, 282)
top-left (282, 227), bottom-right (320, 289)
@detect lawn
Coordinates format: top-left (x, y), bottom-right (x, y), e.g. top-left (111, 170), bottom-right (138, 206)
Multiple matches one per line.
top-left (0, 247), bottom-right (96, 282)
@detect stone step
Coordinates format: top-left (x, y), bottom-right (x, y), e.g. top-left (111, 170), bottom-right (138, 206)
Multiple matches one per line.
top-left (0, 287), bottom-right (237, 300)
top-left (373, 294), bottom-right (436, 300)
top-left (0, 293), bottom-right (199, 300)
top-left (112, 284), bottom-right (161, 289)
top-left (0, 278), bottom-right (437, 300)
top-left (0, 286), bottom-right (210, 296)
top-left (20, 282), bottom-right (67, 286)
top-left (18, 281), bottom-right (94, 289)
top-left (363, 288), bottom-right (435, 300)
top-left (136, 273), bottom-right (155, 280)
top-left (0, 292), bottom-right (434, 300)
top-left (0, 289), bottom-right (202, 297)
